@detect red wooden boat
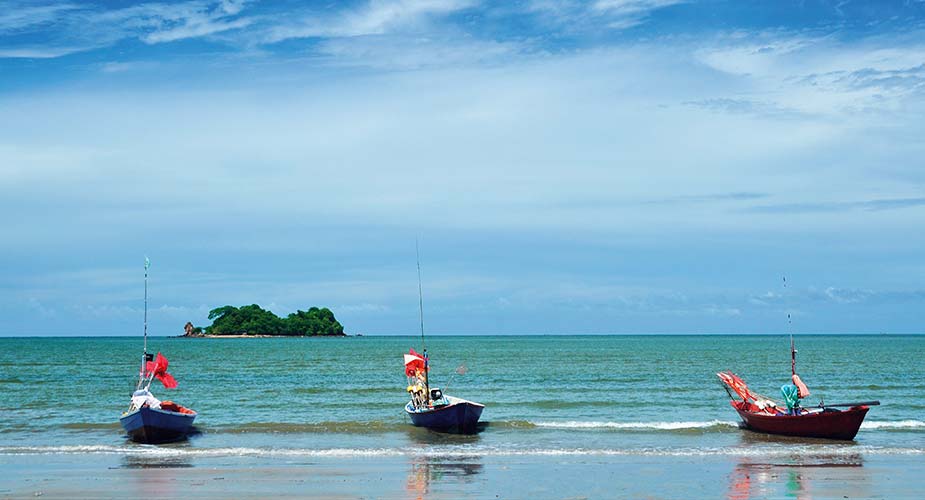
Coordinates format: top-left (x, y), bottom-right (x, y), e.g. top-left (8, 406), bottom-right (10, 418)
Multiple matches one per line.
top-left (728, 398), bottom-right (872, 440)
top-left (718, 337), bottom-right (879, 440)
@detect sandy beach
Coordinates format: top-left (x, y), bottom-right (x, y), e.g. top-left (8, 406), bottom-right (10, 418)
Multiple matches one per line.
top-left (4, 452), bottom-right (923, 499)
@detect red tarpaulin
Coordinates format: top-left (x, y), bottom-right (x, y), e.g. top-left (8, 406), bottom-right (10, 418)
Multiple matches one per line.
top-left (718, 371), bottom-right (754, 402)
top-left (792, 374), bottom-right (810, 398)
top-left (404, 348), bottom-right (427, 377)
top-left (146, 352), bottom-right (178, 389)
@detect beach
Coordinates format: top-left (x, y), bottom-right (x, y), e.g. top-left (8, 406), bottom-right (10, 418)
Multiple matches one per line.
top-left (1, 335), bottom-right (923, 498)
top-left (5, 451), bottom-right (925, 498)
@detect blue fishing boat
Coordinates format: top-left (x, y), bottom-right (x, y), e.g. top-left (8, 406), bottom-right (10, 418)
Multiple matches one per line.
top-left (119, 257), bottom-right (197, 443)
top-left (402, 244), bottom-right (484, 433)
top-left (120, 399), bottom-right (197, 443)
top-left (405, 393), bottom-right (484, 432)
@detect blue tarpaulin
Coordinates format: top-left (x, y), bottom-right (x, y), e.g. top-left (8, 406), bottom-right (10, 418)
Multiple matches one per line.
top-left (781, 383), bottom-right (800, 412)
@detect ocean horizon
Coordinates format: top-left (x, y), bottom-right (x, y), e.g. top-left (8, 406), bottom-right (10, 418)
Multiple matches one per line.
top-left (3, 332), bottom-right (922, 338)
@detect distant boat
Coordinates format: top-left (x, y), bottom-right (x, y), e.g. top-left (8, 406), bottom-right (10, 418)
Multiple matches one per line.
top-left (402, 243), bottom-right (484, 433)
top-left (119, 257), bottom-right (197, 443)
top-left (718, 337), bottom-right (878, 440)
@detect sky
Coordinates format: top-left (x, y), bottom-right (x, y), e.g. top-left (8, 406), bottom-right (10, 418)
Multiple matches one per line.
top-left (1, 0), bottom-right (924, 336)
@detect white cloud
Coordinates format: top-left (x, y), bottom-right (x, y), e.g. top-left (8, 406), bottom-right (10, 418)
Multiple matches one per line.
top-left (0, 2), bottom-right (81, 33)
top-left (142, 15), bottom-right (253, 44)
top-left (0, 0), bottom-right (483, 59)
top-left (592, 0), bottom-right (684, 16)
top-left (0, 45), bottom-right (85, 58)
top-left (0, 0), bottom-right (256, 58)
top-left (314, 35), bottom-right (522, 70)
top-left (27, 298), bottom-right (56, 318)
top-left (694, 31), bottom-right (925, 117)
top-left (263, 0), bottom-right (477, 43)
top-left (527, 0), bottom-right (684, 31)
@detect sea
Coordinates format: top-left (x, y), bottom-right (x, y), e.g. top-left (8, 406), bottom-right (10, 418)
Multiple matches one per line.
top-left (1, 335), bottom-right (923, 498)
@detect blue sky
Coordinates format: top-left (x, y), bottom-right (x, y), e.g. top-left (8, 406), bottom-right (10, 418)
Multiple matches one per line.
top-left (1, 0), bottom-right (924, 335)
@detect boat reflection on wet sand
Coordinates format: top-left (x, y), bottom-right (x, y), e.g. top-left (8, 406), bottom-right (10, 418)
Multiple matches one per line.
top-left (406, 456), bottom-right (484, 499)
top-left (727, 454), bottom-right (866, 500)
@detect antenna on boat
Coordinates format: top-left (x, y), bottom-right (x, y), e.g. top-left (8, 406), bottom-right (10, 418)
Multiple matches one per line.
top-left (415, 239), bottom-right (430, 402)
top-left (144, 256), bottom-right (149, 354)
top-left (789, 314), bottom-right (796, 376)
top-left (783, 275), bottom-right (796, 374)
top-left (140, 256), bottom-right (150, 389)
top-left (416, 239), bottom-right (425, 353)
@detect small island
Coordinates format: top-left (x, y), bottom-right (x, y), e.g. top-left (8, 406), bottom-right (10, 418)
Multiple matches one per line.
top-left (183, 304), bottom-right (346, 337)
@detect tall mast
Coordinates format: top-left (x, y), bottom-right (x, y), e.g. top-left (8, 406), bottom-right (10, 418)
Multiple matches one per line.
top-left (416, 240), bottom-right (425, 352)
top-left (784, 275), bottom-right (795, 375)
top-left (144, 256), bottom-right (149, 355)
top-left (790, 317), bottom-right (796, 375)
top-left (415, 240), bottom-right (429, 401)
top-left (140, 256), bottom-right (150, 386)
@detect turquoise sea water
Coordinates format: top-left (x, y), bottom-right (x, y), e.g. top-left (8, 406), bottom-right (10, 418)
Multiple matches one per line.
top-left (1, 334), bottom-right (922, 461)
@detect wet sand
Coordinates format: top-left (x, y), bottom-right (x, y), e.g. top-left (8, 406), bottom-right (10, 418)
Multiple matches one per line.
top-left (2, 453), bottom-right (922, 499)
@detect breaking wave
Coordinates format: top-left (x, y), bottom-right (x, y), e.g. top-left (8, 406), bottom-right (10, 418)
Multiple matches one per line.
top-left (861, 420), bottom-right (925, 430)
top-left (189, 420), bottom-right (535, 434)
top-left (534, 419), bottom-right (925, 433)
top-left (532, 420), bottom-right (740, 432)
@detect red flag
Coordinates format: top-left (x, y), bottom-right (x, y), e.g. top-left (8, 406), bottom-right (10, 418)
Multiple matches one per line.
top-left (403, 348), bottom-right (427, 377)
top-left (146, 352), bottom-right (178, 389)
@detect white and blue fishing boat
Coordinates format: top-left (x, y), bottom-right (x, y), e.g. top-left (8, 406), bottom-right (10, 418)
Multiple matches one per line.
top-left (119, 257), bottom-right (196, 443)
top-left (404, 349), bottom-right (484, 432)
top-left (402, 244), bottom-right (484, 433)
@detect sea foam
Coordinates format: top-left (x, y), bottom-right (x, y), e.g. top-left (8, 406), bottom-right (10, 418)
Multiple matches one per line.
top-left (532, 420), bottom-right (739, 431)
top-left (861, 420), bottom-right (925, 430)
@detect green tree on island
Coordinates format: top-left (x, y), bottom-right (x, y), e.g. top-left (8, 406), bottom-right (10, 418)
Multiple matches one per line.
top-left (203, 304), bottom-right (345, 336)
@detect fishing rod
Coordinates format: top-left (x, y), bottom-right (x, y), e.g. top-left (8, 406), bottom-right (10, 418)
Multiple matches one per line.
top-left (442, 364), bottom-right (468, 394)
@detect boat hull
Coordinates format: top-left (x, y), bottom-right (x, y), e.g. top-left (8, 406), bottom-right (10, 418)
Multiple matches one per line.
top-left (120, 406), bottom-right (196, 443)
top-left (732, 402), bottom-right (870, 440)
top-left (405, 397), bottom-right (484, 433)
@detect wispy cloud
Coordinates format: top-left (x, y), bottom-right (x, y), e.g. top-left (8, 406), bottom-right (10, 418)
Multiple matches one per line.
top-left (0, 0), bottom-right (256, 58)
top-left (746, 197), bottom-right (925, 214)
top-left (313, 35), bottom-right (521, 70)
top-left (684, 97), bottom-right (808, 119)
top-left (263, 0), bottom-right (477, 43)
top-left (592, 0), bottom-right (685, 28)
top-left (0, 45), bottom-right (86, 58)
top-left (526, 0), bottom-right (684, 31)
top-left (0, 0), bottom-right (488, 61)
top-left (694, 31), bottom-right (925, 116)
top-left (0, 2), bottom-right (81, 33)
